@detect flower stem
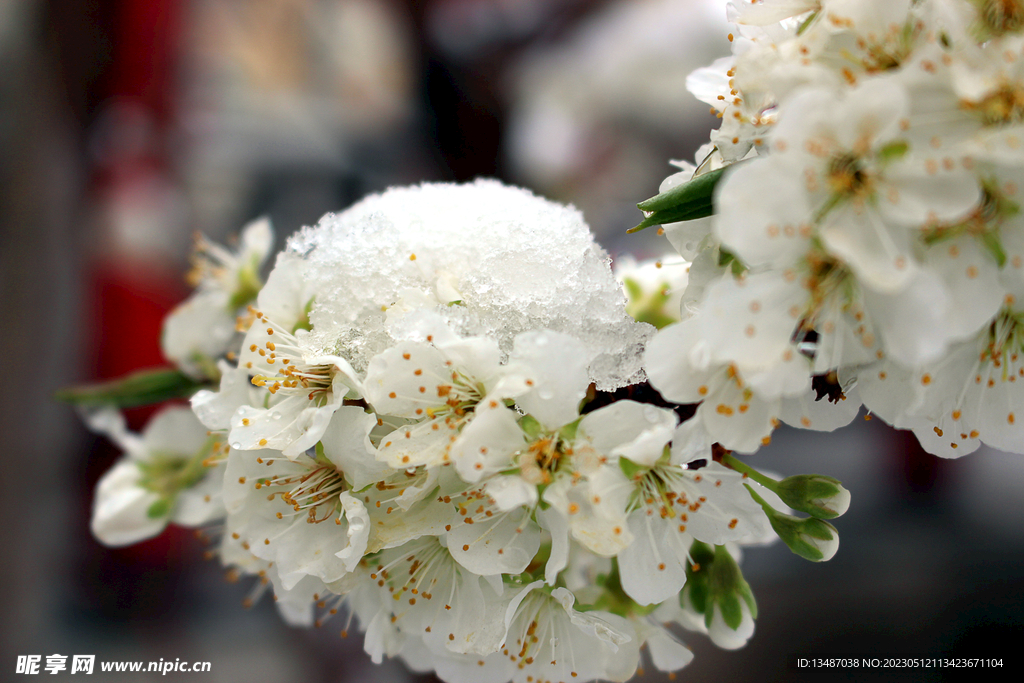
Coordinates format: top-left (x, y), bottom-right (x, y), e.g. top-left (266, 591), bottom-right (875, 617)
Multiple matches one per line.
top-left (721, 453), bottom-right (779, 493)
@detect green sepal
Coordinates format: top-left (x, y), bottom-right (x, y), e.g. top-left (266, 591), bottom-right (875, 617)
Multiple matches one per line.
top-left (783, 517), bottom-right (838, 562)
top-left (227, 261), bottom-right (264, 312)
top-left (584, 561), bottom-right (659, 618)
top-left (682, 540), bottom-right (715, 615)
top-left (714, 591), bottom-right (743, 631)
top-left (558, 417), bottom-right (581, 442)
top-left (629, 168), bottom-right (728, 233)
top-left (520, 414), bottom-right (544, 439)
top-left (186, 352), bottom-right (222, 383)
top-left (876, 140), bottom-right (909, 163)
top-left (633, 310), bottom-right (677, 330)
top-left (770, 512), bottom-right (835, 561)
top-left (774, 474), bottom-right (848, 519)
top-left (314, 441), bottom-right (333, 467)
top-left (689, 539), bottom-right (716, 567)
top-left (706, 544), bottom-right (757, 631)
top-left (622, 276), bottom-right (677, 329)
top-left (291, 298), bottom-right (315, 333)
top-left (618, 456), bottom-right (649, 481)
top-left (796, 10), bottom-right (818, 35)
top-left (981, 231), bottom-right (1007, 268)
top-left (523, 542), bottom-right (552, 577)
top-left (716, 248), bottom-right (748, 276)
top-left (138, 436), bottom-right (217, 502)
top-left (622, 277), bottom-right (644, 303)
top-left (56, 367), bottom-right (208, 409)
top-left (147, 498), bottom-right (172, 519)
top-left (655, 444), bottom-right (672, 468)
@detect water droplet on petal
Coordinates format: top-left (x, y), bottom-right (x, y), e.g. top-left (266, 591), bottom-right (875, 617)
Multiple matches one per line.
top-left (271, 411), bottom-right (282, 420)
top-left (231, 442), bottom-right (242, 450)
top-left (643, 405), bottom-right (662, 423)
top-left (538, 389), bottom-right (554, 401)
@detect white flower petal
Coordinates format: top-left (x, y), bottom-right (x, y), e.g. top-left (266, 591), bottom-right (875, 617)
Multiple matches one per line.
top-left (91, 461), bottom-right (167, 546)
top-left (320, 406), bottom-right (389, 490)
top-left (511, 330), bottom-right (590, 431)
top-left (447, 506), bottom-right (541, 576)
top-left (578, 400), bottom-right (677, 467)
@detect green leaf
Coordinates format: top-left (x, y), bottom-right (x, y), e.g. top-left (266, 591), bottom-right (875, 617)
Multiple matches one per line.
top-left (629, 168), bottom-right (728, 233)
top-left (637, 168), bottom-right (726, 213)
top-left (55, 368), bottom-right (207, 409)
top-left (629, 204), bottom-right (715, 233)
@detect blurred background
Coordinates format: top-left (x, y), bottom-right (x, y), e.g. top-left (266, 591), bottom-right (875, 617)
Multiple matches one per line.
top-left (1, 0), bottom-right (1021, 680)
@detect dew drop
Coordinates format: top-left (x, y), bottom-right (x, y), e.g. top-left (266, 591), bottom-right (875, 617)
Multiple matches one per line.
top-left (538, 389), bottom-right (554, 401)
top-left (231, 442), bottom-right (242, 450)
top-left (271, 411), bottom-right (282, 420)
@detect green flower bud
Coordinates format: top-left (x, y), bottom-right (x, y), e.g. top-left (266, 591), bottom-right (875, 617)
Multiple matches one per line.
top-left (768, 511), bottom-right (839, 562)
top-left (745, 484), bottom-right (839, 562)
top-left (774, 474), bottom-right (851, 519)
top-left (680, 542), bottom-right (758, 649)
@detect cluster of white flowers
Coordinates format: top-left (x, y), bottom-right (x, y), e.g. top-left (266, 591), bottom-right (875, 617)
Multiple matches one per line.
top-left (72, 1), bottom-right (1024, 679)
top-left (85, 180), bottom-right (850, 683)
top-left (646, 0), bottom-right (1024, 459)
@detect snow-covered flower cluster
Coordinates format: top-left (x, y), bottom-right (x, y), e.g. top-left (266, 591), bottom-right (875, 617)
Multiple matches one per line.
top-left (646, 0), bottom-right (1024, 458)
top-left (78, 180), bottom-right (855, 683)
top-left (72, 0), bottom-right (1024, 673)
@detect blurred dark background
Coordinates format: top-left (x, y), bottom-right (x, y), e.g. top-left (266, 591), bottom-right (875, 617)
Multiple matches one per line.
top-left (1, 0), bottom-right (1021, 680)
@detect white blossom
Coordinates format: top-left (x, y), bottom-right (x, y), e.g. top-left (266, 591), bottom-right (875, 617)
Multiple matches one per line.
top-left (86, 407), bottom-right (225, 546)
top-left (162, 218), bottom-right (273, 378)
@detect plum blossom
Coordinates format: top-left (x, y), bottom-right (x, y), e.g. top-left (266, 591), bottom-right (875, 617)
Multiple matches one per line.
top-left (86, 406), bottom-right (225, 546)
top-left (162, 218), bottom-right (273, 378)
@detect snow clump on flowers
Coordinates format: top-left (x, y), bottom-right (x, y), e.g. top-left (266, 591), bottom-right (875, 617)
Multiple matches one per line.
top-left (290, 180), bottom-right (652, 389)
